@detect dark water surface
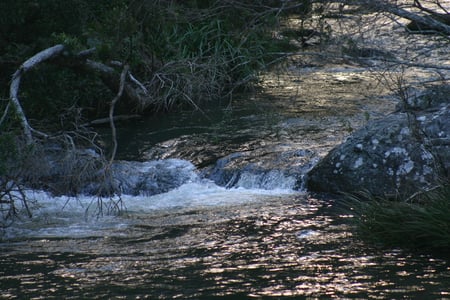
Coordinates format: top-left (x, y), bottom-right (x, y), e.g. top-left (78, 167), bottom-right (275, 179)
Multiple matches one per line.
top-left (2, 51), bottom-right (449, 299)
top-left (1, 195), bottom-right (449, 299)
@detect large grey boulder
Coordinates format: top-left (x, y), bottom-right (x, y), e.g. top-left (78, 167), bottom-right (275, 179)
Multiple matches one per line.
top-left (306, 102), bottom-right (449, 197)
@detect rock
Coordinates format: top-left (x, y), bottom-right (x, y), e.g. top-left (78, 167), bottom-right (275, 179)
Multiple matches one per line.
top-left (306, 102), bottom-right (449, 197)
top-left (28, 147), bottom-right (199, 196)
top-left (203, 147), bottom-right (316, 190)
top-left (84, 159), bottom-right (199, 196)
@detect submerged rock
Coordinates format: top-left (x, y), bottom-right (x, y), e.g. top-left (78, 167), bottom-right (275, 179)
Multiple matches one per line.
top-left (26, 147), bottom-right (199, 196)
top-left (84, 159), bottom-right (199, 196)
top-left (203, 147), bottom-right (316, 190)
top-left (306, 101), bottom-right (449, 197)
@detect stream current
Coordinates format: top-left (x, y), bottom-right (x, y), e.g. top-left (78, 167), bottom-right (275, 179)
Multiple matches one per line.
top-left (1, 67), bottom-right (449, 299)
top-left (2, 28), bottom-right (450, 300)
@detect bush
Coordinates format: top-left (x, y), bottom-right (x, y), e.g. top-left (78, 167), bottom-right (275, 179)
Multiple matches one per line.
top-left (1, 0), bottom-right (295, 123)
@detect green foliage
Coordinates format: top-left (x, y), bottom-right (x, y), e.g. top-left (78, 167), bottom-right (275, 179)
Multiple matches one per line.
top-left (51, 33), bottom-right (83, 53)
top-left (345, 185), bottom-right (450, 253)
top-left (1, 0), bottom-right (294, 117)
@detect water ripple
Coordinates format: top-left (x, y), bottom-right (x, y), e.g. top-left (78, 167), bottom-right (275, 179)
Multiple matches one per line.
top-left (1, 196), bottom-right (449, 299)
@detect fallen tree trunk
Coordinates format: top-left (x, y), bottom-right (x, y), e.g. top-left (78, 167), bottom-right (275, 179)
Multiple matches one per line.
top-left (381, 1), bottom-right (450, 35)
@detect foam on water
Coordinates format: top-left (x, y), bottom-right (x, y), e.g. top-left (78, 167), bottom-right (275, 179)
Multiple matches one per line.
top-left (2, 179), bottom-right (298, 240)
top-left (127, 180), bottom-right (295, 211)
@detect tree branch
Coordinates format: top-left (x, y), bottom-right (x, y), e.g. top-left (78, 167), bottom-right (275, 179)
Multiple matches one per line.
top-left (0, 103), bottom-right (10, 127)
top-left (83, 59), bottom-right (152, 110)
top-left (109, 64), bottom-right (129, 164)
top-left (7, 44), bottom-right (150, 144)
top-left (9, 45), bottom-right (64, 143)
top-left (383, 2), bottom-right (450, 34)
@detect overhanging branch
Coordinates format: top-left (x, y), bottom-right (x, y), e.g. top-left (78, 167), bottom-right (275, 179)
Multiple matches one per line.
top-left (9, 44), bottom-right (65, 143)
top-left (7, 44), bottom-right (151, 144)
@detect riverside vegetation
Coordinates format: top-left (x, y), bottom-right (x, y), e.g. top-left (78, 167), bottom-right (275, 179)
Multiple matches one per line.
top-left (1, 0), bottom-right (449, 253)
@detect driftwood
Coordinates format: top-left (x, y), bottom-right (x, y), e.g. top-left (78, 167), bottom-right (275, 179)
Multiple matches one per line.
top-left (6, 44), bottom-right (149, 144)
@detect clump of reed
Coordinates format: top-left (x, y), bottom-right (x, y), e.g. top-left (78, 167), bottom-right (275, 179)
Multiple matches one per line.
top-left (344, 183), bottom-right (450, 253)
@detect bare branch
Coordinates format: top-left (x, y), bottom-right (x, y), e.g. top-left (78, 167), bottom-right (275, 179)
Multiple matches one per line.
top-left (383, 1), bottom-right (450, 34)
top-left (0, 102), bottom-right (10, 127)
top-left (109, 64), bottom-right (129, 164)
top-left (20, 44), bottom-right (65, 72)
top-left (8, 45), bottom-right (66, 143)
top-left (128, 72), bottom-right (149, 95)
top-left (7, 43), bottom-right (150, 144)
top-left (83, 59), bottom-right (152, 110)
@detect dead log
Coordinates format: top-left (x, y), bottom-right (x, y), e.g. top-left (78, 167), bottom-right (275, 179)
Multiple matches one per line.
top-left (384, 3), bottom-right (450, 34)
top-left (407, 11), bottom-right (450, 32)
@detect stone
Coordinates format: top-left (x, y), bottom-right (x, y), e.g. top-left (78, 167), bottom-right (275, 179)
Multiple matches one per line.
top-left (84, 159), bottom-right (199, 196)
top-left (203, 147), bottom-right (316, 190)
top-left (306, 102), bottom-right (449, 198)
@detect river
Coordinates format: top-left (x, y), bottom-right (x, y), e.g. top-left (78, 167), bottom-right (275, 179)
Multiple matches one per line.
top-left (1, 187), bottom-right (449, 298)
top-left (1, 69), bottom-right (449, 298)
top-left (2, 10), bottom-right (450, 299)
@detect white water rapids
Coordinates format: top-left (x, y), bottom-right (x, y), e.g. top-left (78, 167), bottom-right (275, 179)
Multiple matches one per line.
top-left (2, 162), bottom-right (299, 240)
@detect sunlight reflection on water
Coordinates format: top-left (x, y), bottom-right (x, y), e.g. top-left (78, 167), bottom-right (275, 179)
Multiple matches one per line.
top-left (1, 194), bottom-right (449, 299)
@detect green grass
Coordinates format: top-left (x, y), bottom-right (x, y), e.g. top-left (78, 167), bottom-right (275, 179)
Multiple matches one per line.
top-left (344, 184), bottom-right (450, 253)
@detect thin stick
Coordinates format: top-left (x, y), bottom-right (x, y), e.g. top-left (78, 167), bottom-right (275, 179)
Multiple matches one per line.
top-left (109, 64), bottom-right (129, 164)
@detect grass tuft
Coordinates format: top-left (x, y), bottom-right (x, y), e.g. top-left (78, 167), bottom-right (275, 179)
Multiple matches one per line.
top-left (344, 184), bottom-right (450, 253)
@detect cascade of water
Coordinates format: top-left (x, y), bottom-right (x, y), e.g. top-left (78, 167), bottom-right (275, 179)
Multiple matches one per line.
top-left (1, 158), bottom-right (300, 240)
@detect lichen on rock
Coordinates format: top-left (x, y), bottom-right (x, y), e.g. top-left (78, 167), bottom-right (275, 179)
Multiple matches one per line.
top-left (306, 96), bottom-right (449, 198)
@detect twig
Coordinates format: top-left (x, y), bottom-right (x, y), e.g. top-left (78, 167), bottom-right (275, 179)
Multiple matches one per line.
top-left (109, 64), bottom-right (129, 165)
top-left (128, 72), bottom-right (149, 95)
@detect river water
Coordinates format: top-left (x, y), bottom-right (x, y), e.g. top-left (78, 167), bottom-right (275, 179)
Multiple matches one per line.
top-left (1, 187), bottom-right (450, 299)
top-left (2, 11), bottom-right (450, 299)
top-left (1, 68), bottom-right (449, 298)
